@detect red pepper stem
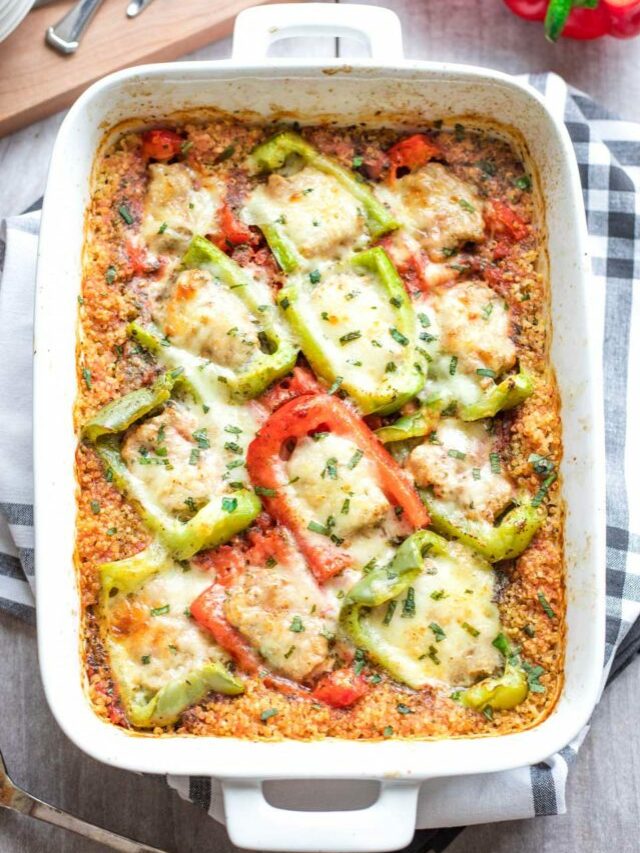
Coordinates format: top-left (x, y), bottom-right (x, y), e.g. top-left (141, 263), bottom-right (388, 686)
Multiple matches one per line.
top-left (545, 0), bottom-right (574, 40)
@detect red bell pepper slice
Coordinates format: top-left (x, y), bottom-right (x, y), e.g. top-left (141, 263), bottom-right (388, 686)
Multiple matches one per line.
top-left (387, 134), bottom-right (440, 182)
top-left (485, 200), bottom-right (529, 242)
top-left (258, 366), bottom-right (324, 413)
top-left (141, 129), bottom-right (184, 161)
top-left (503, 0), bottom-right (640, 40)
top-left (215, 201), bottom-right (259, 249)
top-left (246, 394), bottom-right (429, 583)
top-left (311, 668), bottom-right (370, 708)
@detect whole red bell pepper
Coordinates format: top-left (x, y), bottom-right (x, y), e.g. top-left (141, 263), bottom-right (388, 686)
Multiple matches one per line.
top-left (504, 0), bottom-right (640, 40)
top-left (246, 394), bottom-right (429, 583)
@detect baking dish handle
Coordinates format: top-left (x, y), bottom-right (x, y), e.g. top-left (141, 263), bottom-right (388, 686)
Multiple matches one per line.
top-left (221, 778), bottom-right (420, 852)
top-left (232, 3), bottom-right (404, 62)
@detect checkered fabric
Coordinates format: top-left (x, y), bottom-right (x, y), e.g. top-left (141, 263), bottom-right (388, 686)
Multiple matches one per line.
top-left (0, 73), bottom-right (638, 845)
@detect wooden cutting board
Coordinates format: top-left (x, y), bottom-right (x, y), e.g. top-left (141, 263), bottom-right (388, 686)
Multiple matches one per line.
top-left (0, 0), bottom-right (288, 137)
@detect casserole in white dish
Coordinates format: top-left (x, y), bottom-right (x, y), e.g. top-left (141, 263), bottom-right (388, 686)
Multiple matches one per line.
top-left (34, 5), bottom-right (605, 851)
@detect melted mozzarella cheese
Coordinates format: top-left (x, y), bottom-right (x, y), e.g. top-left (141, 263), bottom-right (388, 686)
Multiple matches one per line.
top-left (377, 163), bottom-right (484, 259)
top-left (107, 563), bottom-right (224, 700)
top-left (286, 433), bottom-right (389, 537)
top-left (364, 541), bottom-right (502, 688)
top-left (224, 551), bottom-right (334, 681)
top-left (121, 404), bottom-right (226, 517)
top-left (142, 163), bottom-right (223, 255)
top-left (294, 266), bottom-right (410, 397)
top-left (283, 433), bottom-right (407, 572)
top-left (407, 419), bottom-right (514, 522)
top-left (155, 268), bottom-right (260, 369)
top-left (432, 281), bottom-right (515, 376)
top-left (243, 166), bottom-right (366, 261)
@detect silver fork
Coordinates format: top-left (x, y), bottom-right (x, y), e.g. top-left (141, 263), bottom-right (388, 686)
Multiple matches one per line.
top-left (0, 747), bottom-right (168, 852)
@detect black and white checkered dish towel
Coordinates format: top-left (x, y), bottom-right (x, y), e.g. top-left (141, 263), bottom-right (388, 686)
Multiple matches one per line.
top-left (0, 73), bottom-right (638, 846)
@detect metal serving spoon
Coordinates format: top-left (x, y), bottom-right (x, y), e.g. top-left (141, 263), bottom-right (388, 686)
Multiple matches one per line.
top-left (0, 747), bottom-right (168, 852)
top-left (46, 0), bottom-right (105, 54)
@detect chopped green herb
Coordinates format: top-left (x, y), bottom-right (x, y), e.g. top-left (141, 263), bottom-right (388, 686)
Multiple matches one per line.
top-left (476, 368), bottom-right (497, 378)
top-left (141, 655), bottom-right (151, 665)
top-left (472, 467), bottom-right (481, 480)
top-left (118, 204), bottom-right (134, 225)
top-left (150, 604), bottom-right (170, 617)
top-left (515, 174), bottom-right (532, 191)
top-left (308, 520), bottom-right (329, 536)
top-left (339, 330), bottom-right (362, 345)
top-left (192, 428), bottom-right (210, 449)
top-left (430, 589), bottom-right (447, 601)
top-left (284, 645), bottom-right (296, 659)
top-left (482, 706), bottom-right (494, 721)
top-left (265, 556), bottom-right (277, 568)
top-left (478, 159), bottom-right (496, 176)
top-left (441, 247), bottom-right (457, 258)
top-left (417, 312), bottom-right (431, 328)
top-left (157, 222), bottom-right (168, 234)
top-left (482, 302), bottom-right (494, 320)
top-left (224, 441), bottom-right (243, 454)
top-left (531, 472), bottom-right (557, 507)
top-left (383, 725), bottom-right (394, 737)
top-left (341, 498), bottom-right (351, 515)
top-left (352, 155), bottom-right (364, 168)
top-left (180, 140), bottom-right (193, 155)
top-left (522, 660), bottom-right (546, 693)
top-left (368, 673), bottom-right (382, 684)
top-left (224, 424), bottom-right (242, 436)
top-left (390, 296), bottom-right (403, 308)
top-left (396, 703), bottom-right (414, 715)
top-left (389, 327), bottom-right (409, 347)
top-left (255, 486), bottom-right (277, 497)
top-left (106, 527), bottom-right (117, 536)
top-left (309, 269), bottom-right (321, 284)
top-left (90, 500), bottom-right (101, 515)
top-left (184, 497), bottom-right (198, 513)
top-left (327, 376), bottom-right (343, 395)
top-left (260, 708), bottom-right (278, 722)
top-left (461, 621), bottom-right (480, 637)
top-left (189, 448), bottom-right (200, 466)
top-left (354, 648), bottom-right (366, 675)
top-left (448, 448), bottom-right (466, 460)
top-left (226, 459), bottom-right (244, 470)
top-left (426, 645), bottom-right (440, 665)
top-left (523, 623), bottom-right (536, 638)
top-left (82, 367), bottom-right (92, 389)
top-left (529, 453), bottom-right (555, 476)
top-left (489, 452), bottom-right (501, 474)
top-left (401, 586), bottom-right (416, 618)
top-left (383, 600), bottom-right (397, 625)
top-left (77, 295), bottom-right (84, 305)
top-left (385, 361), bottom-right (397, 373)
top-left (221, 497), bottom-right (238, 513)
top-left (280, 296), bottom-right (290, 310)
top-left (347, 449), bottom-right (364, 469)
top-left (105, 265), bottom-right (117, 284)
top-left (429, 622), bottom-right (446, 642)
top-left (290, 616), bottom-right (305, 633)
top-left (312, 431), bottom-right (329, 442)
top-left (537, 591), bottom-right (556, 619)
top-left (322, 457), bottom-right (339, 480)
top-left (449, 355), bottom-right (458, 375)
top-left (458, 198), bottom-right (475, 213)
top-left (216, 145), bottom-right (235, 163)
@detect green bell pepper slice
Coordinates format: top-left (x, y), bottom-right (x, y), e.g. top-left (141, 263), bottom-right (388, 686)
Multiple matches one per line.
top-left (458, 370), bottom-right (534, 421)
top-left (82, 369), bottom-right (184, 442)
top-left (279, 247), bottom-right (424, 415)
top-left (95, 435), bottom-right (261, 560)
top-left (99, 547), bottom-right (244, 728)
top-left (177, 236), bottom-right (297, 399)
top-left (341, 531), bottom-right (456, 689)
top-left (126, 662), bottom-right (244, 728)
top-left (460, 633), bottom-right (529, 713)
top-left (421, 492), bottom-right (543, 563)
top-left (375, 403), bottom-right (441, 444)
top-left (248, 131), bottom-right (399, 268)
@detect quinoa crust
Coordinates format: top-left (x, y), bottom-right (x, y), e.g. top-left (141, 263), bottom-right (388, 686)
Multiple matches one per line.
top-left (76, 118), bottom-right (564, 741)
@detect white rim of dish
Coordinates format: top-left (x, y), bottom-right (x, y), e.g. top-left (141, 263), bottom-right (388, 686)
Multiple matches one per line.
top-left (0, 0), bottom-right (35, 42)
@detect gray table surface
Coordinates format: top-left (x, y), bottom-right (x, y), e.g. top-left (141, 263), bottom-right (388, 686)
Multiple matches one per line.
top-left (1, 2), bottom-right (639, 851)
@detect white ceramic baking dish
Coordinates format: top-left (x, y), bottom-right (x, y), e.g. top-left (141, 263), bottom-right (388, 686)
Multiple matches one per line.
top-left (34, 5), bottom-right (606, 851)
